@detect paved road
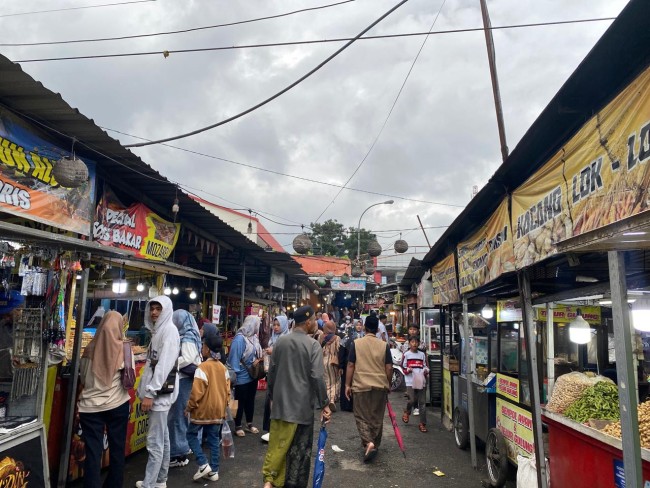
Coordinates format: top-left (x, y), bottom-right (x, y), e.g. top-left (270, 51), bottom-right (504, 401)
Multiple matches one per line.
top-left (73, 390), bottom-right (517, 487)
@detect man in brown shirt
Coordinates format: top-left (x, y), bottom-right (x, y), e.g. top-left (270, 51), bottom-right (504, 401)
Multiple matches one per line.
top-left (344, 315), bottom-right (392, 463)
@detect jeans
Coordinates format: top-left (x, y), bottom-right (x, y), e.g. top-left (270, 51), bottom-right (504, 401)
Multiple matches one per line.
top-left (186, 422), bottom-right (222, 471)
top-left (168, 376), bottom-right (193, 457)
top-left (234, 380), bottom-right (258, 428)
top-left (79, 401), bottom-right (130, 488)
top-left (142, 409), bottom-right (170, 487)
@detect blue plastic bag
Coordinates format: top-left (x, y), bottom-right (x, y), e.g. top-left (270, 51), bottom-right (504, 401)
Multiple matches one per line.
top-left (312, 424), bottom-right (328, 488)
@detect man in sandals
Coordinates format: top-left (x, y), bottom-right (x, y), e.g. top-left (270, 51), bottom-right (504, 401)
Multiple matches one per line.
top-left (344, 314), bottom-right (392, 463)
top-left (262, 305), bottom-right (332, 488)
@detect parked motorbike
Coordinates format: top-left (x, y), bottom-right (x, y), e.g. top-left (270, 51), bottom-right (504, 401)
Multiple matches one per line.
top-left (389, 339), bottom-right (405, 391)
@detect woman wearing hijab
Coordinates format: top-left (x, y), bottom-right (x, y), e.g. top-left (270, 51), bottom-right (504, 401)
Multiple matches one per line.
top-left (167, 310), bottom-right (203, 468)
top-left (227, 315), bottom-right (263, 436)
top-left (322, 320), bottom-right (341, 411)
top-left (261, 315), bottom-right (289, 438)
top-left (78, 311), bottom-right (130, 488)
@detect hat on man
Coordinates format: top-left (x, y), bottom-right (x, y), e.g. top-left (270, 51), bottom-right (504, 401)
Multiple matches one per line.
top-left (204, 333), bottom-right (223, 353)
top-left (294, 305), bottom-right (315, 324)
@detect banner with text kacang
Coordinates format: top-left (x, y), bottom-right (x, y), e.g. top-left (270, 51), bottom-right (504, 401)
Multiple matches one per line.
top-left (93, 187), bottom-right (180, 261)
top-left (0, 108), bottom-right (96, 235)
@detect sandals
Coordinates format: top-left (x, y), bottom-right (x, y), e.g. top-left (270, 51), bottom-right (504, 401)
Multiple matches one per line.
top-left (419, 423), bottom-right (428, 433)
top-left (244, 424), bottom-right (260, 434)
top-left (402, 412), bottom-right (409, 424)
top-left (235, 428), bottom-right (245, 437)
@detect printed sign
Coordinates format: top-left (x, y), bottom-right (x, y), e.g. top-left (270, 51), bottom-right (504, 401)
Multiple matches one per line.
top-left (212, 304), bottom-right (222, 324)
top-left (497, 299), bottom-right (523, 322)
top-left (329, 278), bottom-right (366, 291)
top-left (497, 373), bottom-right (520, 403)
top-left (457, 199), bottom-right (515, 293)
top-left (535, 305), bottom-right (601, 324)
top-left (93, 186), bottom-right (180, 261)
top-left (496, 397), bottom-right (534, 462)
top-left (0, 109), bottom-right (96, 235)
top-left (512, 65), bottom-right (650, 266)
top-left (431, 254), bottom-right (460, 305)
top-left (443, 367), bottom-right (452, 420)
top-left (0, 430), bottom-right (45, 487)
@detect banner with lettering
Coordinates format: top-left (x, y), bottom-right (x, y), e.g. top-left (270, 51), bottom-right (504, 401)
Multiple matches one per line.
top-left (457, 198), bottom-right (515, 294)
top-left (496, 397), bottom-right (534, 462)
top-left (0, 109), bottom-right (96, 235)
top-left (512, 65), bottom-right (650, 266)
top-left (93, 186), bottom-right (180, 261)
top-left (535, 304), bottom-right (601, 325)
top-left (431, 253), bottom-right (459, 305)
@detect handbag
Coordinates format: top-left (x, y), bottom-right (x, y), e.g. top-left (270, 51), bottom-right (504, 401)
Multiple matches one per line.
top-left (121, 341), bottom-right (136, 389)
top-left (242, 357), bottom-right (265, 380)
top-left (152, 358), bottom-right (177, 395)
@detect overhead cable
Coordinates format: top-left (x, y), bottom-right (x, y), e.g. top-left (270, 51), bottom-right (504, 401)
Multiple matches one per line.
top-left (1, 0), bottom-right (156, 18)
top-left (12, 17), bottom-right (616, 63)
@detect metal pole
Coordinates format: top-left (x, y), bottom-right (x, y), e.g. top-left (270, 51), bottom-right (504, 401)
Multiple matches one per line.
top-left (213, 243), bottom-right (220, 298)
top-left (462, 296), bottom-right (477, 468)
top-left (479, 0), bottom-right (509, 162)
top-left (240, 260), bottom-right (246, 326)
top-left (518, 269), bottom-right (548, 488)
top-left (58, 266), bottom-right (89, 488)
top-left (416, 215), bottom-right (431, 249)
top-left (546, 302), bottom-right (555, 399)
top-left (357, 200), bottom-right (394, 260)
top-left (608, 251), bottom-right (642, 487)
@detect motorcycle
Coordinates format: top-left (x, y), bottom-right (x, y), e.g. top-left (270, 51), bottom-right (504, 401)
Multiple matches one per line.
top-left (389, 339), bottom-right (405, 392)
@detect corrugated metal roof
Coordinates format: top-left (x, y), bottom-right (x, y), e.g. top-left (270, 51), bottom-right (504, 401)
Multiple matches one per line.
top-left (0, 54), bottom-right (307, 284)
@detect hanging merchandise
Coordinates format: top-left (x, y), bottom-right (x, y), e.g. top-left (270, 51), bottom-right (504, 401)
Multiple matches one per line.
top-left (11, 308), bottom-right (43, 401)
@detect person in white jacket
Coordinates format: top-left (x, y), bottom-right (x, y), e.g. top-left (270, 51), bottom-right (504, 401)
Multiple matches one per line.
top-left (136, 296), bottom-right (180, 488)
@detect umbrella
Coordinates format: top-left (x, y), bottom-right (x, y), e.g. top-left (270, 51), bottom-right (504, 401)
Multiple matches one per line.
top-left (386, 399), bottom-right (406, 458)
top-left (312, 422), bottom-right (328, 488)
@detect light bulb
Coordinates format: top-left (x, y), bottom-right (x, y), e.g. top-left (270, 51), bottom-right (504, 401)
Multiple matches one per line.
top-left (481, 304), bottom-right (494, 319)
top-left (632, 298), bottom-right (650, 332)
top-left (136, 282), bottom-right (145, 292)
top-left (189, 291), bottom-right (197, 300)
top-left (164, 286), bottom-right (172, 296)
top-left (172, 287), bottom-right (179, 295)
top-left (569, 313), bottom-right (593, 344)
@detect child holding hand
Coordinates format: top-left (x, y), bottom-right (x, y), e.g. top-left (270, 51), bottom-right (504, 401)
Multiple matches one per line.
top-left (401, 335), bottom-right (429, 432)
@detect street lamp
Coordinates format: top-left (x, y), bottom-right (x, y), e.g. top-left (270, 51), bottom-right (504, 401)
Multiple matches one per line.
top-left (357, 200), bottom-right (394, 260)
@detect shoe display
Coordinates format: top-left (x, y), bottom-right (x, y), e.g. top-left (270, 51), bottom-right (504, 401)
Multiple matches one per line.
top-left (207, 471), bottom-right (219, 481)
top-left (193, 464), bottom-right (212, 481)
top-left (169, 455), bottom-right (189, 468)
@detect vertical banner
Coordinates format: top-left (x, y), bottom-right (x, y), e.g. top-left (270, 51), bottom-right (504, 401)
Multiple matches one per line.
top-left (457, 198), bottom-right (515, 293)
top-left (0, 109), bottom-right (96, 235)
top-left (212, 304), bottom-right (222, 324)
top-left (431, 254), bottom-right (460, 305)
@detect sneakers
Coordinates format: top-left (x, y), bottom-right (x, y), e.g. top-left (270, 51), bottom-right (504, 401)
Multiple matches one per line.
top-left (413, 408), bottom-right (419, 416)
top-left (207, 471), bottom-right (219, 481)
top-left (193, 464), bottom-right (212, 481)
top-left (135, 482), bottom-right (166, 488)
top-left (169, 455), bottom-right (190, 468)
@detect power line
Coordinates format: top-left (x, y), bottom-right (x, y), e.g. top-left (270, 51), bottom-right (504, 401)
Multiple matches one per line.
top-left (121, 0), bottom-right (409, 148)
top-left (0, 0), bottom-right (156, 18)
top-left (11, 17), bottom-right (616, 63)
top-left (0, 0), bottom-right (354, 47)
top-left (102, 126), bottom-right (465, 208)
top-left (313, 0), bottom-right (447, 223)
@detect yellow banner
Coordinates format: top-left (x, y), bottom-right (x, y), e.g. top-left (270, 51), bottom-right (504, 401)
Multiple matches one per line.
top-left (496, 397), bottom-right (534, 462)
top-left (457, 199), bottom-right (514, 293)
top-left (497, 299), bottom-right (522, 322)
top-left (535, 304), bottom-right (601, 324)
top-left (431, 254), bottom-right (459, 305)
top-left (443, 368), bottom-right (452, 420)
top-left (512, 65), bottom-right (650, 266)
top-left (497, 373), bottom-right (520, 402)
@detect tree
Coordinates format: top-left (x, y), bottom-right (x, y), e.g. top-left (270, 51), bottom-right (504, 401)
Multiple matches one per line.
top-left (308, 219), bottom-right (377, 258)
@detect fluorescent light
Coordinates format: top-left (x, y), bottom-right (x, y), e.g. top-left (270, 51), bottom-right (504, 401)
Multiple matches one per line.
top-left (112, 280), bottom-right (127, 294)
top-left (623, 232), bottom-right (647, 236)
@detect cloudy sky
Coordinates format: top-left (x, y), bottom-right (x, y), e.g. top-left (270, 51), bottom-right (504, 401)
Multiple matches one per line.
top-left (1, 0), bottom-right (629, 258)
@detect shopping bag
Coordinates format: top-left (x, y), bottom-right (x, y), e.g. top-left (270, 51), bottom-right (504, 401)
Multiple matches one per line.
top-left (221, 421), bottom-right (235, 459)
top-left (312, 423), bottom-right (328, 488)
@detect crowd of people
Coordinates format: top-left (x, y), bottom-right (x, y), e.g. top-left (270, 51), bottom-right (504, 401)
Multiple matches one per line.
top-left (76, 295), bottom-right (429, 488)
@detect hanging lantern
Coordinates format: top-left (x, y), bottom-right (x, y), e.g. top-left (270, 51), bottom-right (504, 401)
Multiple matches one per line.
top-left (367, 240), bottom-right (382, 257)
top-left (325, 271), bottom-right (335, 280)
top-left (341, 273), bottom-right (351, 284)
top-left (52, 156), bottom-right (89, 188)
top-left (317, 278), bottom-right (327, 287)
top-left (394, 239), bottom-right (409, 253)
top-left (292, 233), bottom-right (312, 255)
top-left (255, 285), bottom-right (264, 293)
top-left (351, 265), bottom-right (362, 278)
top-left (313, 290), bottom-right (320, 296)
top-left (364, 262), bottom-right (375, 275)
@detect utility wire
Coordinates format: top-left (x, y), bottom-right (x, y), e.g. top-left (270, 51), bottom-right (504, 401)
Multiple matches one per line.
top-left (313, 0), bottom-right (446, 224)
top-left (102, 126), bottom-right (464, 208)
top-left (0, 0), bottom-right (156, 18)
top-left (0, 0), bottom-right (354, 46)
top-left (122, 0), bottom-right (408, 148)
top-left (12, 17), bottom-right (616, 63)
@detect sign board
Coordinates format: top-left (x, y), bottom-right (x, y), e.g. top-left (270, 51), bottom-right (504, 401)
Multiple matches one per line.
top-left (497, 299), bottom-right (523, 322)
top-left (417, 277), bottom-right (433, 309)
top-left (330, 278), bottom-right (366, 291)
top-left (443, 367), bottom-right (453, 420)
top-left (497, 373), bottom-right (520, 403)
top-left (457, 198), bottom-right (515, 293)
top-left (496, 397), bottom-right (534, 462)
top-left (270, 268), bottom-right (285, 290)
top-left (93, 186), bottom-right (180, 261)
top-left (0, 428), bottom-right (46, 487)
top-left (0, 108), bottom-right (96, 235)
top-left (534, 305), bottom-right (601, 324)
top-left (431, 254), bottom-right (460, 305)
top-left (212, 304), bottom-right (221, 324)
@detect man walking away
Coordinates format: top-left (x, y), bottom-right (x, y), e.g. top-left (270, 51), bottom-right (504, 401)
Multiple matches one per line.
top-left (345, 315), bottom-right (392, 463)
top-left (377, 314), bottom-right (389, 342)
top-left (262, 305), bottom-right (332, 488)
top-left (136, 296), bottom-right (180, 488)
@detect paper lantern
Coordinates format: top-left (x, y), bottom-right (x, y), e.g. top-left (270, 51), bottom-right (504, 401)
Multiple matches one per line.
top-left (351, 266), bottom-right (362, 277)
top-left (394, 239), bottom-right (409, 253)
top-left (53, 156), bottom-right (89, 188)
top-left (317, 278), bottom-right (327, 287)
top-left (341, 273), bottom-right (351, 284)
top-left (255, 285), bottom-right (264, 293)
top-left (367, 240), bottom-right (382, 257)
top-left (292, 234), bottom-right (312, 254)
top-left (325, 271), bottom-right (335, 280)
top-left (364, 263), bottom-right (375, 275)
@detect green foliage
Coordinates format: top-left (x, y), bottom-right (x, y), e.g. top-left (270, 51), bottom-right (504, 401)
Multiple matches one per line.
top-left (308, 219), bottom-right (376, 258)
